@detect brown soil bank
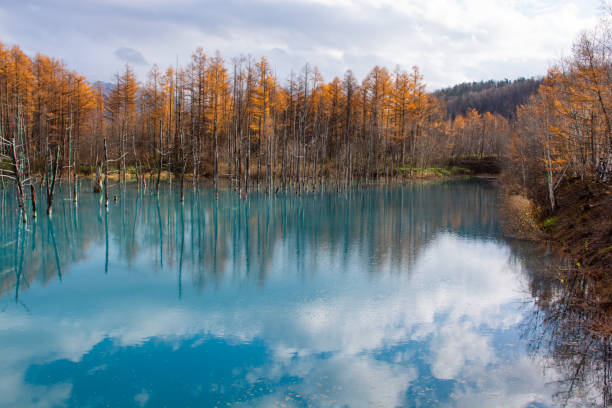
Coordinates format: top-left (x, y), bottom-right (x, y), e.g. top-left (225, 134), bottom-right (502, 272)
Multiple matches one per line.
top-left (548, 179), bottom-right (612, 270)
top-left (503, 178), bottom-right (612, 272)
top-left (546, 179), bottom-right (612, 307)
top-left (501, 177), bottom-right (612, 331)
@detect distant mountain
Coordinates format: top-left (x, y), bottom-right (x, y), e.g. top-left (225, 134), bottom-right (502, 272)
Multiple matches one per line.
top-left (91, 80), bottom-right (114, 96)
top-left (434, 77), bottom-right (542, 119)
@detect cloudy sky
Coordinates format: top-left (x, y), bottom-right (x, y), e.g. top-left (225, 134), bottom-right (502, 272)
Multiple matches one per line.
top-left (0, 0), bottom-right (604, 89)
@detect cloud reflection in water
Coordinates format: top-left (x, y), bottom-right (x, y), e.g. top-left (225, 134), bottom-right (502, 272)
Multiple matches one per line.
top-left (0, 181), bottom-right (563, 407)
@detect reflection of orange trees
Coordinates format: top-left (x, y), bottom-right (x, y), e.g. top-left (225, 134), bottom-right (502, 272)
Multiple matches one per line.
top-left (0, 191), bottom-right (102, 303)
top-left (507, 236), bottom-right (611, 407)
top-left (0, 180), bottom-right (499, 299)
top-left (522, 262), bottom-right (611, 408)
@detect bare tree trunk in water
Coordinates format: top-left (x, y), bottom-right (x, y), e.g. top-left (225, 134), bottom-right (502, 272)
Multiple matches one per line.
top-left (180, 162), bottom-right (186, 202)
top-left (94, 161), bottom-right (103, 193)
top-left (30, 184), bottom-right (36, 220)
top-left (73, 161), bottom-right (78, 204)
top-left (103, 139), bottom-right (109, 208)
top-left (46, 146), bottom-right (60, 216)
top-left (156, 123), bottom-right (163, 196)
top-left (9, 139), bottom-right (27, 223)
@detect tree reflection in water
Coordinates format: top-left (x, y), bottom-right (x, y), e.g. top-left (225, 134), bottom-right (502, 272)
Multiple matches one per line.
top-left (0, 179), bottom-right (610, 407)
top-left (516, 239), bottom-right (612, 408)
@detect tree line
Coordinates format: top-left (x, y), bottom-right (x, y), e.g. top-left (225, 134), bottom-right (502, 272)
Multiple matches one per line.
top-left (506, 18), bottom-right (612, 210)
top-left (6, 13), bottom-right (609, 219)
top-left (0, 42), bottom-right (511, 218)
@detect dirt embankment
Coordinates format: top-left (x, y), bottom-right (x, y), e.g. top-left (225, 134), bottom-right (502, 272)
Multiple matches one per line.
top-left (501, 178), bottom-right (612, 314)
top-left (502, 178), bottom-right (612, 270)
top-left (546, 180), bottom-right (612, 309)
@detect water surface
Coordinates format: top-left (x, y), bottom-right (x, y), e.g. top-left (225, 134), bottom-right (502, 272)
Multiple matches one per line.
top-left (0, 180), bottom-right (577, 407)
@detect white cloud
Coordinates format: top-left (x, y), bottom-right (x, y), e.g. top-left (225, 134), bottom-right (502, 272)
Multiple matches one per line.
top-left (0, 0), bottom-right (601, 87)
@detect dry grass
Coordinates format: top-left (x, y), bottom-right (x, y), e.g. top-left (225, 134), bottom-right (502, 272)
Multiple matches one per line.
top-left (499, 193), bottom-right (542, 240)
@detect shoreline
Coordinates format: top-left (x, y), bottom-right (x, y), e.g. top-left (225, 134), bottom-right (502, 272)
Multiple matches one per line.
top-left (10, 166), bottom-right (497, 186)
top-left (499, 178), bottom-right (611, 335)
top-left (499, 179), bottom-right (611, 266)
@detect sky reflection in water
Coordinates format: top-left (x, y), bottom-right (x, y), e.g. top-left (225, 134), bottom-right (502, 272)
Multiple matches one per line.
top-left (0, 180), bottom-right (563, 407)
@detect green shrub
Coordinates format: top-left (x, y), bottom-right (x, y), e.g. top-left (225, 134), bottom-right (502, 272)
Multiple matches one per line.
top-left (542, 217), bottom-right (557, 228)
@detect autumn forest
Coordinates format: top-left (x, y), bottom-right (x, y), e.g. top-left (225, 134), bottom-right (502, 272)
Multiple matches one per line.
top-left (2, 2), bottom-right (612, 406)
top-left (0, 42), bottom-right (513, 205)
top-left (0, 19), bottom-right (611, 218)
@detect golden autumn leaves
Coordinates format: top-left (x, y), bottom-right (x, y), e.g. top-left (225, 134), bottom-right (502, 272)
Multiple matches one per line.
top-left (1, 41), bottom-right (511, 192)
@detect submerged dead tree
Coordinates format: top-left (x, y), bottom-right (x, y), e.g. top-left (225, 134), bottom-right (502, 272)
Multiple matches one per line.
top-left (8, 138), bottom-right (27, 223)
top-left (93, 160), bottom-right (103, 193)
top-left (103, 138), bottom-right (109, 207)
top-left (45, 145), bottom-right (60, 216)
top-left (1, 103), bottom-right (31, 223)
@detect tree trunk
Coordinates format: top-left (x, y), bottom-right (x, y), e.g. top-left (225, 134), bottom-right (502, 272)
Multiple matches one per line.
top-left (103, 138), bottom-right (109, 208)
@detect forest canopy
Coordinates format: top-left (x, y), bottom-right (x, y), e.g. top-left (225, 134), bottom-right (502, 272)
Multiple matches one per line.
top-left (0, 43), bottom-right (510, 201)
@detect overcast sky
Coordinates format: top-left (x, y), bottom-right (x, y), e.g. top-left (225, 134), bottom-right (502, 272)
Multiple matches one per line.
top-left (0, 0), bottom-right (603, 89)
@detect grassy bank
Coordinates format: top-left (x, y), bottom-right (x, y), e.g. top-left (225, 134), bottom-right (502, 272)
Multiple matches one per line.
top-left (19, 156), bottom-right (501, 184)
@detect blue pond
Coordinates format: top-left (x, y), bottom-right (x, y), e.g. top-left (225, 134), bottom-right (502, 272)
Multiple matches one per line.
top-left (0, 180), bottom-right (564, 407)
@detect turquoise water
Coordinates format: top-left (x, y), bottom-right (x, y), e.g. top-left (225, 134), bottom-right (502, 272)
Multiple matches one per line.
top-left (0, 180), bottom-right (564, 407)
